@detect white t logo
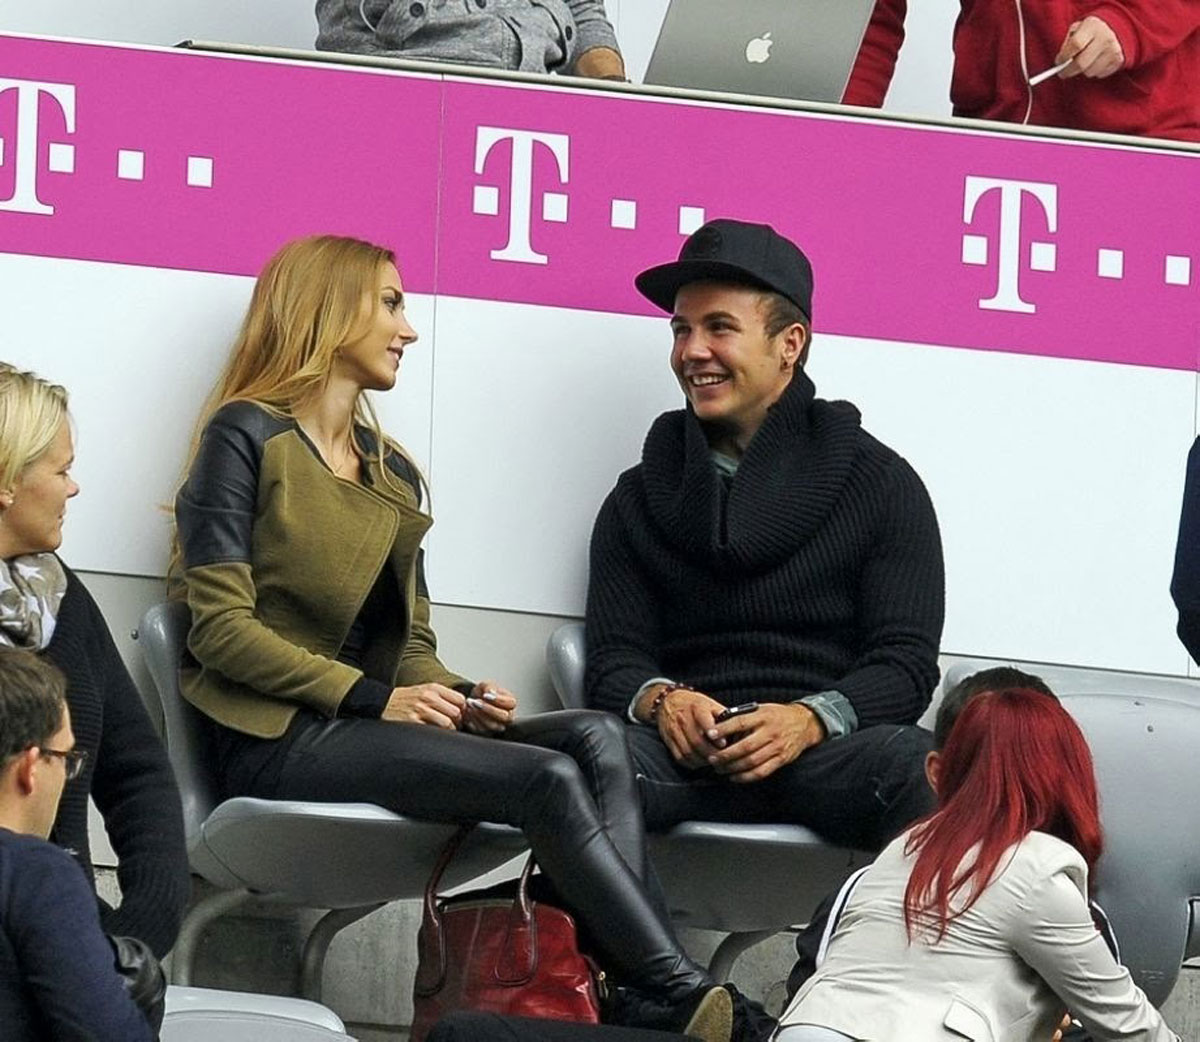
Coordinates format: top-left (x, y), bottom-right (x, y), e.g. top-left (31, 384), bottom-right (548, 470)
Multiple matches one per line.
top-left (963, 176), bottom-right (1059, 314)
top-left (0, 78), bottom-right (77, 216)
top-left (474, 127), bottom-right (570, 266)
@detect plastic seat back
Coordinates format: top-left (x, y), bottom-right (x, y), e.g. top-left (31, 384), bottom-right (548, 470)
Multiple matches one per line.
top-left (1061, 691), bottom-right (1200, 1006)
top-left (138, 600), bottom-right (219, 848)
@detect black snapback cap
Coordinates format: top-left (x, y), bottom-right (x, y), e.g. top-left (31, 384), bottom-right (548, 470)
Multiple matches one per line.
top-left (635, 219), bottom-right (814, 321)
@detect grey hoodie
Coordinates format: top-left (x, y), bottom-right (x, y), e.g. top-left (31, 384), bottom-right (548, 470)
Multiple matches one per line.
top-left (315, 0), bottom-right (620, 74)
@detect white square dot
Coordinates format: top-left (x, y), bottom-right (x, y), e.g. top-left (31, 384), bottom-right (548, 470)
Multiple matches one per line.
top-left (542, 191), bottom-right (568, 223)
top-left (961, 234), bottom-right (988, 266)
top-left (117, 149), bottom-right (144, 180)
top-left (611, 199), bottom-right (637, 230)
top-left (1029, 241), bottom-right (1056, 273)
top-left (186, 155), bottom-right (213, 188)
top-left (679, 206), bottom-right (706, 235)
top-left (1166, 256), bottom-right (1192, 287)
top-left (473, 184), bottom-right (500, 216)
top-left (47, 142), bottom-right (74, 174)
top-left (1097, 248), bottom-right (1124, 279)
top-left (0, 137), bottom-right (5, 166)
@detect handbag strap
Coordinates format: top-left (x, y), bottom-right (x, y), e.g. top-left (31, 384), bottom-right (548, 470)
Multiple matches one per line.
top-left (414, 825), bottom-right (538, 996)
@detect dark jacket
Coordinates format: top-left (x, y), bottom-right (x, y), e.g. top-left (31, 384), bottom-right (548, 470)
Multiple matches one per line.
top-left (42, 567), bottom-right (189, 958)
top-left (0, 829), bottom-right (154, 1041)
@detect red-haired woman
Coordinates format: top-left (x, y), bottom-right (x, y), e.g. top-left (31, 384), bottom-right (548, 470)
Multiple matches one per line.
top-left (777, 688), bottom-right (1180, 1042)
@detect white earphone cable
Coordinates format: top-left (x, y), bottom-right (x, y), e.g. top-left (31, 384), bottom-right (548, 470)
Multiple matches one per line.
top-left (1014, 0), bottom-right (1033, 124)
top-left (359, 0), bottom-right (380, 34)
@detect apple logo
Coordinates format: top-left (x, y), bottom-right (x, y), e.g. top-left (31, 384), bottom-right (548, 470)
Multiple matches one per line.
top-left (745, 31), bottom-right (773, 64)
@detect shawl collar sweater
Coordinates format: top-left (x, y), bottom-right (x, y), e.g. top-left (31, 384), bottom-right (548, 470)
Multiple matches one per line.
top-left (585, 371), bottom-right (945, 728)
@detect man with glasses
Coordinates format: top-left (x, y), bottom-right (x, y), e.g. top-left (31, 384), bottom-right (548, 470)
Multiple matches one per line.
top-left (0, 649), bottom-right (159, 1041)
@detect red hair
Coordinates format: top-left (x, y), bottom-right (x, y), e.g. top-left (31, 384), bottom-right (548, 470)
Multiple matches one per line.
top-left (904, 688), bottom-right (1103, 940)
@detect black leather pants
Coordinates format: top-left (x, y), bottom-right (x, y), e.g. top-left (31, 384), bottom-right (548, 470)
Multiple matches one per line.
top-left (214, 708), bottom-right (711, 1001)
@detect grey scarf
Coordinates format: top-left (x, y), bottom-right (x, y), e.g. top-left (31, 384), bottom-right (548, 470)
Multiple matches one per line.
top-left (0, 553), bottom-right (68, 651)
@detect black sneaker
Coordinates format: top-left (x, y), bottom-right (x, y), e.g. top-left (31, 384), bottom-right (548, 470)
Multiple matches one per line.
top-left (603, 983), bottom-right (732, 1042)
top-left (724, 983), bottom-right (777, 1042)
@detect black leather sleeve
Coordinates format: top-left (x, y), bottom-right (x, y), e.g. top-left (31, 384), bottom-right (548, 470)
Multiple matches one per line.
top-left (175, 402), bottom-right (287, 568)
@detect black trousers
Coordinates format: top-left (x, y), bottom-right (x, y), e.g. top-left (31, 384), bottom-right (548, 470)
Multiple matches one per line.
top-left (428, 1011), bottom-right (687, 1042)
top-left (211, 709), bottom-right (710, 1000)
top-left (626, 723), bottom-right (936, 852)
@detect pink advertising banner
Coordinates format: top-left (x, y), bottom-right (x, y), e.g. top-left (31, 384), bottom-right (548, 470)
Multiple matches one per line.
top-left (2, 33), bottom-right (1198, 370)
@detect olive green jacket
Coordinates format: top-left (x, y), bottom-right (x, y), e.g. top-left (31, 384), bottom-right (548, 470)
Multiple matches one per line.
top-left (171, 401), bottom-right (466, 739)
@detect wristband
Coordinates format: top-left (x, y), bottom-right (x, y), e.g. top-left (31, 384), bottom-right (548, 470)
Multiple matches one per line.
top-left (647, 682), bottom-right (689, 724)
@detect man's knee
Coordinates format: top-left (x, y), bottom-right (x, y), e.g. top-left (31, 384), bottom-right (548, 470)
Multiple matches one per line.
top-left (868, 725), bottom-right (936, 838)
top-left (428, 1011), bottom-right (521, 1042)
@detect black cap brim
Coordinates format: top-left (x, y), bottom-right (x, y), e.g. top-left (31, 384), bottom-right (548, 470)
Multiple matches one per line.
top-left (635, 259), bottom-right (780, 313)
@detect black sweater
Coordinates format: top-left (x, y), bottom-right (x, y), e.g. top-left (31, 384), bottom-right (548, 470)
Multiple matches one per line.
top-left (1171, 436), bottom-right (1200, 665)
top-left (584, 371), bottom-right (945, 728)
top-left (41, 567), bottom-right (190, 957)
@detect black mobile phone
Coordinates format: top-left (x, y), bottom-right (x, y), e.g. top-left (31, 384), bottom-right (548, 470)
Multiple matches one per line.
top-left (715, 701), bottom-right (759, 723)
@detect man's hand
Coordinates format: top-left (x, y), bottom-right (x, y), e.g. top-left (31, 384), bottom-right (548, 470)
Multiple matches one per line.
top-left (462, 681), bottom-right (518, 735)
top-left (1056, 16), bottom-right (1125, 80)
top-left (640, 685), bottom-right (726, 768)
top-left (1051, 1013), bottom-right (1072, 1041)
top-left (705, 703), bottom-right (826, 783)
top-left (381, 683), bottom-right (466, 729)
top-left (573, 46), bottom-right (626, 81)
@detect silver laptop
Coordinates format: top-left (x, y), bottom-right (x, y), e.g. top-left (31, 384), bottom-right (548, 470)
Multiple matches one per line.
top-left (643, 0), bottom-right (877, 103)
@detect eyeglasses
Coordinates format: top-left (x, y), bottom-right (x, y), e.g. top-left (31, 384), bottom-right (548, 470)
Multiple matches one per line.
top-left (39, 747), bottom-right (88, 781)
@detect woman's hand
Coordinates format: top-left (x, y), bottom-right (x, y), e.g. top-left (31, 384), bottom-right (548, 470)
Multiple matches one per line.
top-left (1051, 1013), bottom-right (1072, 1041)
top-left (381, 684), bottom-right (466, 729)
top-left (462, 681), bottom-right (518, 735)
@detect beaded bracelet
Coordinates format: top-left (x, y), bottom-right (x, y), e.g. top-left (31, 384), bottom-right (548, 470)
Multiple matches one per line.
top-left (647, 682), bottom-right (689, 723)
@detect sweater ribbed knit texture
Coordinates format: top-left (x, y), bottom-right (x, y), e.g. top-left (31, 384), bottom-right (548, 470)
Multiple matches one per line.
top-left (41, 567), bottom-right (190, 957)
top-left (585, 371), bottom-right (945, 728)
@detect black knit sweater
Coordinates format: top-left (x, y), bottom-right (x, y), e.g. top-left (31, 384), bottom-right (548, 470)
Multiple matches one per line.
top-left (41, 566), bottom-right (190, 957)
top-left (584, 371), bottom-right (945, 728)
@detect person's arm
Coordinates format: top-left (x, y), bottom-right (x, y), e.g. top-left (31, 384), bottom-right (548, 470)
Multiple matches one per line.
top-left (842, 0), bottom-right (907, 107)
top-left (1072, 3), bottom-right (1200, 71)
top-left (175, 407), bottom-right (372, 716)
top-left (1170, 438), bottom-right (1200, 665)
top-left (565, 0), bottom-right (625, 78)
top-left (832, 459), bottom-right (945, 728)
top-left (81, 587), bottom-right (189, 958)
top-left (1009, 867), bottom-right (1180, 1041)
top-left (11, 844), bottom-right (154, 1042)
top-left (584, 490), bottom-right (670, 716)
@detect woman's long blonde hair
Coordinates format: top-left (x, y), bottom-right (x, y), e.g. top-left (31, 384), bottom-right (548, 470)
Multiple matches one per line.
top-left (182, 234), bottom-right (414, 491)
top-left (0, 364), bottom-right (70, 492)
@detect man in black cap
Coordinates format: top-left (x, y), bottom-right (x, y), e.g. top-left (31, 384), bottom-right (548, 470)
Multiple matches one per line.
top-left (583, 218), bottom-right (945, 853)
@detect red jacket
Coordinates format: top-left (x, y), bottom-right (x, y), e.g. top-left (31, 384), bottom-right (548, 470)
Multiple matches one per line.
top-left (844, 0), bottom-right (1200, 142)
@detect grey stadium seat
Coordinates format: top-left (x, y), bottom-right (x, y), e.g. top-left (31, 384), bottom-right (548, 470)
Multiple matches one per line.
top-left (137, 600), bottom-right (527, 1000)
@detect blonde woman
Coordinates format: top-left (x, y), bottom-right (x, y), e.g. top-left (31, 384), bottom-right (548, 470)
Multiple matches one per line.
top-left (0, 364), bottom-right (189, 957)
top-left (171, 236), bottom-right (763, 1042)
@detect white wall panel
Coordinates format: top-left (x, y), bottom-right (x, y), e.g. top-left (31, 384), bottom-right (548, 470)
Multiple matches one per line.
top-left (425, 297), bottom-right (678, 615)
top-left (812, 336), bottom-right (1195, 676)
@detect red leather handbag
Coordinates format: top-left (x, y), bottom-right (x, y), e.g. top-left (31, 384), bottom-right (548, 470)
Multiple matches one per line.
top-left (410, 826), bottom-right (603, 1042)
